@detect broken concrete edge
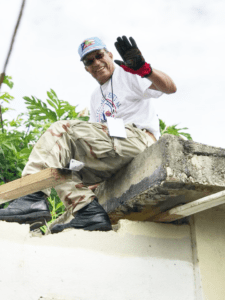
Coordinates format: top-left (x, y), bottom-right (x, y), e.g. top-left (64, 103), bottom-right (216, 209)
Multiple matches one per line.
top-left (0, 217), bottom-right (190, 241)
top-left (101, 165), bottom-right (167, 213)
top-left (96, 134), bottom-right (225, 223)
top-left (181, 138), bottom-right (225, 157)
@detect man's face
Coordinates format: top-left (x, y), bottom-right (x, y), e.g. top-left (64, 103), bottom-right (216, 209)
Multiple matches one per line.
top-left (83, 49), bottom-right (115, 85)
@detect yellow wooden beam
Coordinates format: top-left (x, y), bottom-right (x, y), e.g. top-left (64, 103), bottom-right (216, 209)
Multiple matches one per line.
top-left (0, 168), bottom-right (73, 204)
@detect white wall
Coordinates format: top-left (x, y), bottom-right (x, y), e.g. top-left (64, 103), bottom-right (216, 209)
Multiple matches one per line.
top-left (0, 220), bottom-right (198, 300)
top-left (194, 205), bottom-right (225, 300)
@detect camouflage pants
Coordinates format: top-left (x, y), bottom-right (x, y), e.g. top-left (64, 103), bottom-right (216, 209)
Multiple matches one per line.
top-left (22, 120), bottom-right (155, 214)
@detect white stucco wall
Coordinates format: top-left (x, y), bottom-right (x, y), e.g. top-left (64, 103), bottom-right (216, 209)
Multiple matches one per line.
top-left (0, 220), bottom-right (196, 300)
top-left (194, 205), bottom-right (225, 300)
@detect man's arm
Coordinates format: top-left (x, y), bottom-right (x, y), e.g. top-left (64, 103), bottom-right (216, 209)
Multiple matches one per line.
top-left (114, 36), bottom-right (177, 94)
top-left (147, 69), bottom-right (177, 94)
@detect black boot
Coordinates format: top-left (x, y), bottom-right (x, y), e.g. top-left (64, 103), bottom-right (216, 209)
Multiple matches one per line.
top-left (0, 192), bottom-right (51, 230)
top-left (51, 198), bottom-right (112, 234)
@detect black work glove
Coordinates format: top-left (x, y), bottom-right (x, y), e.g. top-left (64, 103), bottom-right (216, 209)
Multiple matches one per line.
top-left (114, 36), bottom-right (152, 77)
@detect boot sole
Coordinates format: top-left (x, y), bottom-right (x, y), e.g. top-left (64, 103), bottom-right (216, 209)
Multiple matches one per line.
top-left (51, 222), bottom-right (112, 234)
top-left (51, 224), bottom-right (67, 234)
top-left (0, 211), bottom-right (51, 230)
top-left (83, 222), bottom-right (112, 231)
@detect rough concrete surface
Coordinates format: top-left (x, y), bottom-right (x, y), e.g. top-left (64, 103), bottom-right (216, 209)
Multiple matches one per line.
top-left (96, 134), bottom-right (225, 223)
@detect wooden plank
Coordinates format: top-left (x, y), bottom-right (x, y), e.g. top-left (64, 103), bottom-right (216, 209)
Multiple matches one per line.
top-left (152, 190), bottom-right (225, 222)
top-left (0, 168), bottom-right (73, 204)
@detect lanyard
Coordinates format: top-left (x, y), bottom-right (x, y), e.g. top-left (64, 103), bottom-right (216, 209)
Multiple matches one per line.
top-left (100, 75), bottom-right (114, 116)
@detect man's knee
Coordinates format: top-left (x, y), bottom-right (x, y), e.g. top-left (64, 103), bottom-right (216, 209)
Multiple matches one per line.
top-left (46, 121), bottom-right (73, 137)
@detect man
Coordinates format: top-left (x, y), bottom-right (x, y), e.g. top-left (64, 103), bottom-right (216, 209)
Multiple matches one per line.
top-left (0, 36), bottom-right (176, 233)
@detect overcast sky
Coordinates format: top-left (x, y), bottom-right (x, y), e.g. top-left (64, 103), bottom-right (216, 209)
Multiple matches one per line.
top-left (1, 0), bottom-right (224, 148)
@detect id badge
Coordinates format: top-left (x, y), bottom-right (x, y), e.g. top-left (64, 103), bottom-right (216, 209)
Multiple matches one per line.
top-left (106, 117), bottom-right (127, 139)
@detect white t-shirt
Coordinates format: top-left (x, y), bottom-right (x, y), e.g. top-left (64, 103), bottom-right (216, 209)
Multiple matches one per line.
top-left (90, 66), bottom-right (163, 140)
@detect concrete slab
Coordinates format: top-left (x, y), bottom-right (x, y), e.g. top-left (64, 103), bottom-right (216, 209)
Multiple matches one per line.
top-left (96, 134), bottom-right (225, 223)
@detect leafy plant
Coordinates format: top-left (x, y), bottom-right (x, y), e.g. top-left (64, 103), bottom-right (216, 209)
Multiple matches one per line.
top-left (40, 188), bottom-right (65, 234)
top-left (0, 76), bottom-right (32, 183)
top-left (159, 119), bottom-right (192, 140)
top-left (0, 75), bottom-right (15, 133)
top-left (24, 89), bottom-right (89, 123)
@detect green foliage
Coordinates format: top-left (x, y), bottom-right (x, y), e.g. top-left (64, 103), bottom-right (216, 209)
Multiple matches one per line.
top-left (159, 119), bottom-right (192, 140)
top-left (24, 89), bottom-right (89, 124)
top-left (40, 188), bottom-right (65, 234)
top-left (24, 95), bottom-right (58, 122)
top-left (0, 133), bottom-right (33, 183)
top-left (0, 77), bottom-right (32, 183)
top-left (0, 76), bottom-right (14, 108)
top-left (0, 92), bottom-right (14, 103)
top-left (3, 75), bottom-right (14, 89)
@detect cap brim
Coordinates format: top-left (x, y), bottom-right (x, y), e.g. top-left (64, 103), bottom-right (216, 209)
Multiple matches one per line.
top-left (80, 46), bottom-right (106, 61)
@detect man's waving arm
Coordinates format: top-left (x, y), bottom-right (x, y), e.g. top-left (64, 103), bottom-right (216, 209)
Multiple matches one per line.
top-left (146, 69), bottom-right (177, 94)
top-left (114, 36), bottom-right (177, 94)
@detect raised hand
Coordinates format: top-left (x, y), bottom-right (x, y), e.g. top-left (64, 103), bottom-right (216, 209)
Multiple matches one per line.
top-left (114, 36), bottom-right (152, 77)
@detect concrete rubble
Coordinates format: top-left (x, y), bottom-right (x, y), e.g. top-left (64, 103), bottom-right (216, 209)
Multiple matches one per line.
top-left (96, 134), bottom-right (225, 223)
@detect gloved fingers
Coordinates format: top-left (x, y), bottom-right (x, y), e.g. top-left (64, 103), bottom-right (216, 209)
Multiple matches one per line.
top-left (114, 41), bottom-right (125, 59)
top-left (122, 35), bottom-right (133, 50)
top-left (114, 60), bottom-right (125, 66)
top-left (129, 37), bottom-right (138, 48)
top-left (115, 36), bottom-right (146, 71)
top-left (116, 36), bottom-right (127, 53)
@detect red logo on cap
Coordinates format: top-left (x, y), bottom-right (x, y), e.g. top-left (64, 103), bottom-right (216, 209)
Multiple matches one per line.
top-left (82, 39), bottom-right (95, 50)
